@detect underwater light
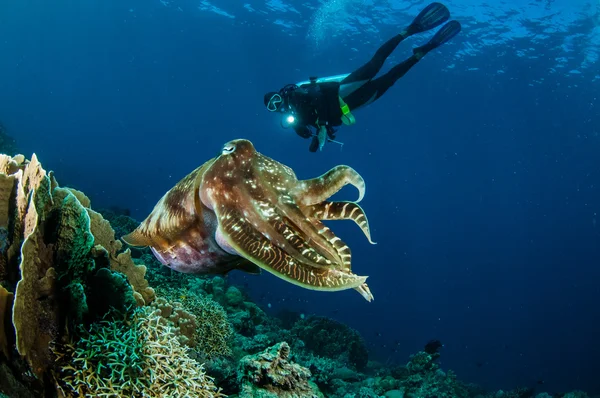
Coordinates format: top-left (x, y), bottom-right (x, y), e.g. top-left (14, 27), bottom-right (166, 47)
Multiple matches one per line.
top-left (280, 113), bottom-right (296, 129)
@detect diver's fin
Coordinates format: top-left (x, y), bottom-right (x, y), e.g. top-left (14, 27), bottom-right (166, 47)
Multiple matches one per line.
top-left (413, 20), bottom-right (461, 57)
top-left (406, 2), bottom-right (450, 36)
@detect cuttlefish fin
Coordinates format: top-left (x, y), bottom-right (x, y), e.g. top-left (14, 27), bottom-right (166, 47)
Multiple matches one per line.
top-left (292, 165), bottom-right (366, 206)
top-left (121, 229), bottom-right (153, 247)
top-left (305, 201), bottom-right (376, 244)
top-left (122, 162), bottom-right (210, 250)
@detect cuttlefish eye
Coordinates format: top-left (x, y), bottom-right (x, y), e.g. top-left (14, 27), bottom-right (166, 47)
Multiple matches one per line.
top-left (222, 143), bottom-right (236, 155)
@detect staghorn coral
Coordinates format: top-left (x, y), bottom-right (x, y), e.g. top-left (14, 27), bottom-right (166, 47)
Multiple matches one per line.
top-left (54, 306), bottom-right (225, 398)
top-left (238, 341), bottom-right (322, 398)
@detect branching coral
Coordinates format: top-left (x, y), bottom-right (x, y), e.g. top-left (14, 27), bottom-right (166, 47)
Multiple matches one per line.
top-left (54, 306), bottom-right (225, 398)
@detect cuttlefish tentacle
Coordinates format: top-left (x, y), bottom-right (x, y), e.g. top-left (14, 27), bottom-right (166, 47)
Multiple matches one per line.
top-left (291, 165), bottom-right (365, 206)
top-left (217, 207), bottom-right (370, 294)
top-left (251, 155), bottom-right (348, 268)
top-left (304, 201), bottom-right (376, 245)
top-left (206, 167), bottom-right (340, 270)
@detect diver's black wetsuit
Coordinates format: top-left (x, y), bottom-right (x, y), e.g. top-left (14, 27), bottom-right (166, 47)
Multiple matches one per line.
top-left (284, 81), bottom-right (343, 139)
top-left (287, 32), bottom-right (419, 136)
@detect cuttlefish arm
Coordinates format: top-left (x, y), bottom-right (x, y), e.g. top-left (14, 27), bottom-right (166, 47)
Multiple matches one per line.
top-left (304, 201), bottom-right (376, 244)
top-left (202, 146), bottom-right (347, 270)
top-left (201, 139), bottom-right (373, 300)
top-left (215, 205), bottom-right (372, 299)
top-left (291, 165), bottom-right (366, 206)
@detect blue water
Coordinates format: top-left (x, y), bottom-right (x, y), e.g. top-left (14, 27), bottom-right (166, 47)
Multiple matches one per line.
top-left (1, 0), bottom-right (599, 394)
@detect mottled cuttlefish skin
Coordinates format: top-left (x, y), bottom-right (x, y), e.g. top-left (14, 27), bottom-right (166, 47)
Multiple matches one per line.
top-left (123, 138), bottom-right (376, 301)
top-left (121, 161), bottom-right (254, 275)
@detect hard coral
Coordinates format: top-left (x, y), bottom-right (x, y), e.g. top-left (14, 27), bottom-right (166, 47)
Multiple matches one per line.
top-left (0, 285), bottom-right (13, 358)
top-left (0, 153), bottom-right (155, 389)
top-left (154, 283), bottom-right (234, 359)
top-left (238, 341), bottom-right (321, 398)
top-left (400, 350), bottom-right (470, 398)
top-left (151, 297), bottom-right (198, 347)
top-left (292, 315), bottom-right (369, 371)
top-left (54, 306), bottom-right (225, 398)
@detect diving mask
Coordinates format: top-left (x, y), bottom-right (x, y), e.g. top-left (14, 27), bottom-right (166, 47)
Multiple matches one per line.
top-left (267, 93), bottom-right (283, 112)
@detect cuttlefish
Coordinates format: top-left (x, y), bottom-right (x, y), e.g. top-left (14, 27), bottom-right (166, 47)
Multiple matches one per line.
top-left (122, 139), bottom-right (376, 301)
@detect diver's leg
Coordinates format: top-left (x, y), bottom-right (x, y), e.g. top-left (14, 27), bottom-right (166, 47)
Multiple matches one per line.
top-left (341, 34), bottom-right (410, 85)
top-left (343, 20), bottom-right (462, 110)
top-left (343, 55), bottom-right (420, 111)
top-left (341, 2), bottom-right (451, 85)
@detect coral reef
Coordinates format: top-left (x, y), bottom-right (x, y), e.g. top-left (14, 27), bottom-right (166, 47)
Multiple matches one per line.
top-left (292, 315), bottom-right (369, 371)
top-left (0, 153), bottom-right (209, 397)
top-left (53, 306), bottom-right (224, 397)
top-left (153, 286), bottom-right (234, 359)
top-left (0, 151), bottom-right (595, 398)
top-left (238, 341), bottom-right (322, 398)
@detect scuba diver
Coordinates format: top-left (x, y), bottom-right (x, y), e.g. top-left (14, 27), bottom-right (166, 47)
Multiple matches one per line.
top-left (263, 2), bottom-right (462, 152)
